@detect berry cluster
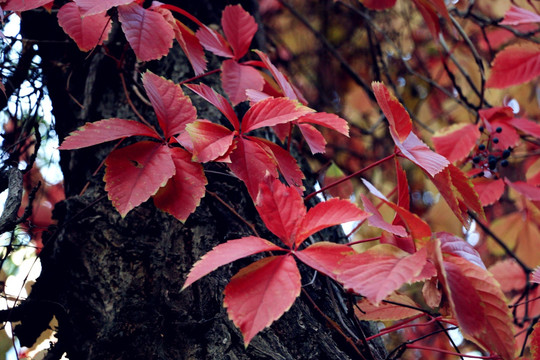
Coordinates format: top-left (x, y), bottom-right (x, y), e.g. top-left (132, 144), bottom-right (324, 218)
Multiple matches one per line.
top-left (470, 126), bottom-right (511, 177)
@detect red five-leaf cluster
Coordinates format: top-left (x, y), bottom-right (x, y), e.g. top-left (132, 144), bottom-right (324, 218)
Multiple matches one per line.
top-left (59, 71), bottom-right (206, 221)
top-left (182, 177), bottom-right (369, 345)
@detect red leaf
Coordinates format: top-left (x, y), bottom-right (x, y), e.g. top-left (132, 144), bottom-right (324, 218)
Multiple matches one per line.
top-left (337, 245), bottom-right (430, 305)
top-left (505, 178), bottom-right (540, 200)
top-left (255, 177), bottom-right (306, 248)
top-left (221, 60), bottom-right (264, 105)
top-left (196, 25), bottom-right (234, 58)
top-left (298, 123), bottom-right (326, 154)
top-left (501, 5), bottom-right (540, 25)
top-left (362, 178), bottom-right (431, 246)
top-left (490, 122), bottom-right (520, 150)
top-left (361, 0), bottom-right (396, 10)
top-left (142, 71), bottom-right (197, 138)
top-left (509, 117), bottom-right (540, 138)
top-left (74, 0), bottom-right (133, 16)
top-left (411, 0), bottom-right (448, 39)
top-left (182, 236), bottom-right (283, 290)
top-left (57, 3), bottom-right (112, 52)
top-left (252, 137), bottom-right (305, 192)
top-left (186, 120), bottom-right (235, 163)
top-left (360, 194), bottom-right (407, 237)
top-left (489, 259), bottom-right (527, 292)
top-left (104, 142), bottom-right (175, 217)
top-left (372, 81), bottom-right (412, 142)
top-left (223, 255), bottom-right (301, 346)
top-left (254, 50), bottom-right (297, 100)
top-left (184, 83), bottom-right (240, 130)
top-left (59, 118), bottom-right (160, 150)
top-left (448, 164), bottom-right (484, 218)
top-left (398, 132), bottom-right (449, 177)
top-left (295, 242), bottom-right (354, 280)
top-left (437, 232), bottom-right (485, 269)
top-left (117, 3), bottom-right (174, 61)
top-left (295, 198), bottom-right (370, 247)
top-left (394, 158), bottom-right (410, 226)
top-left (486, 43), bottom-right (540, 88)
top-left (441, 256), bottom-right (516, 360)
top-left (355, 293), bottom-right (422, 321)
top-left (174, 21), bottom-right (207, 76)
top-left (3, 0), bottom-right (57, 11)
top-left (298, 112), bottom-right (349, 137)
top-left (472, 177), bottom-right (505, 206)
top-left (241, 97), bottom-right (313, 133)
top-left (432, 124), bottom-right (480, 163)
top-left (153, 147), bottom-right (207, 221)
top-left (228, 137), bottom-right (278, 199)
top-left (221, 4), bottom-right (258, 59)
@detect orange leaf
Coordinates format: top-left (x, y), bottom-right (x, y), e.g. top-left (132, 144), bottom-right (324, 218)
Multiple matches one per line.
top-left (355, 293), bottom-right (422, 321)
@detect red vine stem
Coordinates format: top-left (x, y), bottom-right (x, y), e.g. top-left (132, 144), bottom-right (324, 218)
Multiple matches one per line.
top-left (304, 151), bottom-right (397, 202)
top-left (206, 190), bottom-right (260, 237)
top-left (346, 237), bottom-right (380, 246)
top-left (405, 344), bottom-right (501, 359)
top-left (179, 68), bottom-right (221, 86)
top-left (160, 4), bottom-right (205, 27)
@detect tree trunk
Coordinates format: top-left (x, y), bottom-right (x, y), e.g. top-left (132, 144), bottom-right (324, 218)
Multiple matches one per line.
top-left (12, 2), bottom-right (385, 359)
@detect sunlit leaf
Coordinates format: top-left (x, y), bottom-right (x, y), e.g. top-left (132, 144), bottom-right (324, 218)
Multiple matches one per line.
top-left (486, 43), bottom-right (540, 88)
top-left (74, 0), bottom-right (132, 16)
top-left (184, 83), bottom-right (240, 130)
top-left (241, 97), bottom-right (313, 134)
top-left (186, 120), bottom-right (235, 162)
top-left (355, 293), bottom-right (423, 321)
top-left (221, 60), bottom-right (264, 105)
top-left (221, 4), bottom-right (258, 59)
top-left (57, 2), bottom-right (112, 52)
top-left (432, 124), bottom-right (480, 163)
top-left (501, 5), bottom-right (540, 25)
top-left (295, 242), bottom-right (354, 280)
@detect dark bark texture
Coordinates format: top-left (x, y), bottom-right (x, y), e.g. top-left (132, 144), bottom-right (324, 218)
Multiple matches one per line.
top-left (10, 1), bottom-right (386, 359)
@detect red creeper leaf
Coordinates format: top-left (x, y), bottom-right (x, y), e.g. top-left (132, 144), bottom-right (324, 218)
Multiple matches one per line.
top-left (153, 147), bottom-right (207, 222)
top-left (505, 178), bottom-right (540, 201)
top-left (196, 25), bottom-right (234, 58)
top-left (223, 255), bottom-right (301, 346)
top-left (298, 112), bottom-right (349, 137)
top-left (501, 5), bottom-right (540, 25)
top-left (184, 83), bottom-right (240, 130)
top-left (59, 118), bottom-right (160, 150)
top-left (438, 232), bottom-right (485, 269)
top-left (104, 142), bottom-right (175, 217)
top-left (295, 198), bottom-right (370, 247)
top-left (186, 120), bottom-right (235, 163)
top-left (221, 60), bottom-right (264, 105)
top-left (255, 177), bottom-right (306, 248)
top-left (441, 256), bottom-right (516, 360)
top-left (4, 0), bottom-right (57, 11)
top-left (254, 50), bottom-right (297, 100)
top-left (228, 137), bottom-right (278, 199)
top-left (489, 259), bottom-right (527, 293)
top-left (117, 3), bottom-right (174, 62)
top-left (486, 43), bottom-right (540, 89)
top-left (472, 178), bottom-right (505, 206)
top-left (57, 3), bottom-right (112, 52)
top-left (174, 21), bottom-right (207, 76)
top-left (372, 82), bottom-right (411, 143)
top-left (142, 71), bottom-right (197, 138)
top-left (182, 236), bottom-right (283, 290)
top-left (337, 245), bottom-right (431, 305)
top-left (298, 123), bottom-right (326, 154)
top-left (432, 123), bottom-right (480, 163)
top-left (241, 97), bottom-right (313, 133)
top-left (295, 242), bottom-right (354, 281)
top-left (74, 0), bottom-right (132, 16)
top-left (360, 194), bottom-right (407, 237)
top-left (355, 293), bottom-right (422, 321)
top-left (222, 4), bottom-right (258, 59)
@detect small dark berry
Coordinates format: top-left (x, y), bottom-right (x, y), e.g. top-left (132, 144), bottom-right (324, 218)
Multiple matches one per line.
top-left (479, 144), bottom-right (486, 151)
top-left (489, 161), bottom-right (497, 170)
top-left (502, 149), bottom-right (511, 159)
top-left (473, 156), bottom-right (481, 163)
top-left (496, 127), bottom-right (502, 133)
top-left (488, 155), bottom-right (496, 162)
top-left (478, 171), bottom-right (484, 177)
top-left (493, 137), bottom-right (499, 144)
top-left (479, 126), bottom-right (484, 132)
top-left (508, 147), bottom-right (513, 152)
top-left (501, 160), bottom-right (509, 167)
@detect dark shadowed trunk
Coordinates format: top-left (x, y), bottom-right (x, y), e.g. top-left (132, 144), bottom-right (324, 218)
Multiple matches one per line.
top-left (9, 2), bottom-right (385, 359)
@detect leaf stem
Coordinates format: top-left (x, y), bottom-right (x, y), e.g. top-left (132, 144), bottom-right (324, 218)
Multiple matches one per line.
top-left (179, 68), bottom-right (221, 86)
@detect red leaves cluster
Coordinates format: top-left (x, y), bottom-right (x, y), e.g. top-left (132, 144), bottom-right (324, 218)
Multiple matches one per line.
top-left (60, 71), bottom-right (206, 221)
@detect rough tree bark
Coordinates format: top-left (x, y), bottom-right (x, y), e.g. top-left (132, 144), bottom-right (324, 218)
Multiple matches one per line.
top-left (7, 1), bottom-right (386, 359)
